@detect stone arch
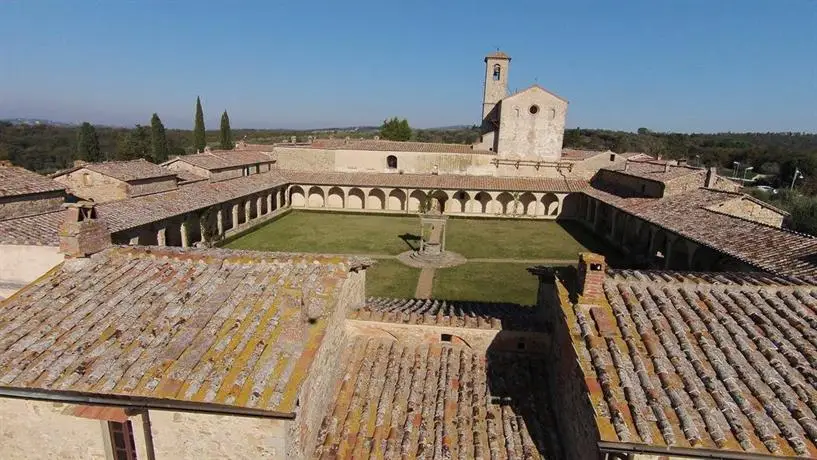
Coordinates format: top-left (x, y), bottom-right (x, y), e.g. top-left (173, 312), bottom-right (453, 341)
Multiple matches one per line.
top-left (387, 189), bottom-right (406, 211)
top-left (408, 190), bottom-right (426, 212)
top-left (368, 188), bottom-right (386, 210)
top-left (542, 193), bottom-right (559, 216)
top-left (430, 190), bottom-right (448, 214)
top-left (474, 192), bottom-right (491, 214)
top-left (496, 192), bottom-right (514, 215)
top-left (289, 186), bottom-right (306, 207)
top-left (308, 186), bottom-right (325, 208)
top-left (347, 188), bottom-right (365, 209)
top-left (519, 192), bottom-right (537, 216)
top-left (451, 190), bottom-right (469, 213)
top-left (326, 186), bottom-right (344, 209)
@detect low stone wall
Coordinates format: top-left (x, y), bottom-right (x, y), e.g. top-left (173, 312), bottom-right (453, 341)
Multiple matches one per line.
top-left (0, 192), bottom-right (65, 220)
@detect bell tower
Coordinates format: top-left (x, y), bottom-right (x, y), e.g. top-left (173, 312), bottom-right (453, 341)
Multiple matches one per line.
top-left (482, 51), bottom-right (510, 119)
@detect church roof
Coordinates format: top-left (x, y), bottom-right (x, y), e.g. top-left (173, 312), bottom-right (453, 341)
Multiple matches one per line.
top-left (503, 84), bottom-right (568, 104)
top-left (0, 246), bottom-right (368, 416)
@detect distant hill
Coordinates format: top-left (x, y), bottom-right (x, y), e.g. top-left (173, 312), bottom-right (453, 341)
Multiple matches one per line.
top-left (1, 118), bottom-right (76, 127)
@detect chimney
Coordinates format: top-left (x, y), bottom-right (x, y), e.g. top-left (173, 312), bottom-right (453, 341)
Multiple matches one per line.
top-left (705, 167), bottom-right (717, 188)
top-left (73, 160), bottom-right (88, 168)
top-left (677, 158), bottom-right (687, 166)
top-left (577, 252), bottom-right (606, 299)
top-left (664, 162), bottom-right (671, 173)
top-left (623, 160), bottom-right (630, 172)
top-left (59, 202), bottom-right (111, 258)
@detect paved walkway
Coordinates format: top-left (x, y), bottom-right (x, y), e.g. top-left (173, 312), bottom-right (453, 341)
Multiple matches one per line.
top-left (414, 268), bottom-right (435, 299)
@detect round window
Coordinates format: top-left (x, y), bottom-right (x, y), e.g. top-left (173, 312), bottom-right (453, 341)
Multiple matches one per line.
top-left (529, 105), bottom-right (539, 115)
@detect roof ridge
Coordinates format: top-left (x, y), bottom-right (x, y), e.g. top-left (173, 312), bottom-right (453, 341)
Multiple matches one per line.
top-left (702, 206), bottom-right (813, 239)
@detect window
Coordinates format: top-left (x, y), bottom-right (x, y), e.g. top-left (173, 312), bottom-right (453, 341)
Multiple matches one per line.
top-left (492, 64), bottom-right (501, 81)
top-left (441, 333), bottom-right (452, 342)
top-left (609, 153), bottom-right (616, 162)
top-left (82, 172), bottom-right (92, 186)
top-left (108, 421), bottom-right (138, 460)
top-left (386, 155), bottom-right (397, 169)
top-left (529, 105), bottom-right (540, 115)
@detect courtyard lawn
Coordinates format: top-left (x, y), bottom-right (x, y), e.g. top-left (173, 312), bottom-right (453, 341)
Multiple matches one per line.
top-left (445, 218), bottom-right (605, 260)
top-left (224, 211), bottom-right (420, 255)
top-left (431, 263), bottom-right (539, 305)
top-left (366, 259), bottom-right (420, 298)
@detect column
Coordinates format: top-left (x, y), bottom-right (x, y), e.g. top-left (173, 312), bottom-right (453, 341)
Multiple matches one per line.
top-left (232, 203), bottom-right (240, 229)
top-left (199, 218), bottom-right (208, 245)
top-left (244, 200), bottom-right (251, 222)
top-left (180, 220), bottom-right (190, 248)
top-left (267, 193), bottom-right (273, 213)
top-left (157, 227), bottom-right (167, 246)
top-left (592, 200), bottom-right (601, 232)
top-left (555, 194), bottom-right (565, 218)
top-left (256, 196), bottom-right (263, 217)
top-left (216, 208), bottom-right (224, 236)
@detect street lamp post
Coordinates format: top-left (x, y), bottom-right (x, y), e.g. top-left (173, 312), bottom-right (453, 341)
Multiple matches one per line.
top-left (791, 167), bottom-right (804, 191)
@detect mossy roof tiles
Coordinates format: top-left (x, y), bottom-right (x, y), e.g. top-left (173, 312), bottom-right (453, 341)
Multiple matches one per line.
top-left (0, 246), bottom-right (367, 415)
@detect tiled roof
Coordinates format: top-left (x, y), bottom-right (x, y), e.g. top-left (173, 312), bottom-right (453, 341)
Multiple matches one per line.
top-left (561, 149), bottom-right (608, 161)
top-left (485, 50), bottom-right (511, 59)
top-left (586, 186), bottom-right (817, 276)
top-left (173, 169), bottom-right (208, 184)
top-left (563, 270), bottom-right (817, 457)
top-left (0, 246), bottom-right (366, 415)
top-left (168, 151), bottom-right (274, 171)
top-left (308, 139), bottom-right (494, 155)
top-left (349, 297), bottom-right (541, 330)
top-left (98, 170), bottom-right (288, 232)
top-left (283, 170), bottom-right (589, 193)
top-left (315, 334), bottom-right (560, 458)
top-left (0, 210), bottom-right (64, 246)
top-left (0, 166), bottom-right (65, 198)
top-left (603, 160), bottom-right (705, 183)
top-left (78, 160), bottom-right (175, 182)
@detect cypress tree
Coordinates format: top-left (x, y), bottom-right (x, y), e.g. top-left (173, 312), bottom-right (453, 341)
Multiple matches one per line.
top-left (219, 110), bottom-right (233, 150)
top-left (150, 113), bottom-right (169, 162)
top-left (76, 122), bottom-right (102, 162)
top-left (193, 96), bottom-right (206, 153)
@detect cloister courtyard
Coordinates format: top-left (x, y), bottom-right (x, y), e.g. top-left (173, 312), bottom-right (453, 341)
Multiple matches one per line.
top-left (224, 210), bottom-right (618, 304)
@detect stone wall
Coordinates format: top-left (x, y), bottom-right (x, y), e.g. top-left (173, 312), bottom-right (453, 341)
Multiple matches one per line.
top-left (163, 161), bottom-right (211, 180)
top-left (707, 196), bottom-right (786, 227)
top-left (138, 410), bottom-right (289, 459)
top-left (663, 170), bottom-right (706, 196)
top-left (0, 398), bottom-right (108, 459)
top-left (54, 168), bottom-right (129, 203)
top-left (570, 152), bottom-right (626, 180)
top-left (496, 88), bottom-right (567, 160)
top-left (0, 244), bottom-right (63, 299)
top-left (0, 192), bottom-right (64, 219)
top-left (127, 176), bottom-right (178, 197)
top-left (275, 147), bottom-right (336, 172)
top-left (291, 268), bottom-right (365, 458)
top-left (593, 169), bottom-right (665, 197)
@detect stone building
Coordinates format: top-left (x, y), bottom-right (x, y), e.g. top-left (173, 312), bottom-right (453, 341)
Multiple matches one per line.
top-left (161, 150), bottom-right (275, 183)
top-left (52, 159), bottom-right (179, 203)
top-left (0, 163), bottom-right (66, 219)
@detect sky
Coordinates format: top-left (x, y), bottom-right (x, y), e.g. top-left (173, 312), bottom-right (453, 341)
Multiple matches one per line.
top-left (0, 0), bottom-right (815, 132)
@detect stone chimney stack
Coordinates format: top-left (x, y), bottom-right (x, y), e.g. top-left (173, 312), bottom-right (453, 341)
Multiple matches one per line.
top-left (664, 161), bottom-right (671, 173)
top-left (59, 202), bottom-right (111, 258)
top-left (705, 167), bottom-right (718, 188)
top-left (623, 160), bottom-right (630, 172)
top-left (577, 252), bottom-right (606, 299)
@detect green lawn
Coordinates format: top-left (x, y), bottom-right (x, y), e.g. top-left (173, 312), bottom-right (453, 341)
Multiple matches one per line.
top-left (431, 263), bottom-right (539, 305)
top-left (224, 211), bottom-right (420, 255)
top-left (445, 218), bottom-right (602, 260)
top-left (366, 259), bottom-right (420, 298)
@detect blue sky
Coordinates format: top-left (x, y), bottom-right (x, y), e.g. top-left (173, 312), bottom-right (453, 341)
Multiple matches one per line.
top-left (1, 0), bottom-right (815, 132)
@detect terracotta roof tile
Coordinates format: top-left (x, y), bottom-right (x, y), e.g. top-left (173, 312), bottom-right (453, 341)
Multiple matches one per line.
top-left (168, 151), bottom-right (274, 171)
top-left (602, 160), bottom-right (705, 183)
top-left (349, 297), bottom-right (542, 330)
top-left (0, 166), bottom-right (65, 198)
top-left (0, 210), bottom-right (65, 246)
top-left (586, 186), bottom-right (817, 276)
top-left (563, 270), bottom-right (817, 457)
top-left (316, 335), bottom-right (560, 458)
top-left (0, 246), bottom-right (364, 415)
top-left (81, 159), bottom-right (175, 182)
top-left (283, 170), bottom-right (588, 193)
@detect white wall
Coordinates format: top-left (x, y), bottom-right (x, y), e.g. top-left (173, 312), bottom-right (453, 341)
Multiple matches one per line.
top-left (0, 245), bottom-right (63, 299)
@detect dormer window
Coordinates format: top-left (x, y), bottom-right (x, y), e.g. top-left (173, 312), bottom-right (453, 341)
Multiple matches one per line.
top-left (493, 64), bottom-right (501, 81)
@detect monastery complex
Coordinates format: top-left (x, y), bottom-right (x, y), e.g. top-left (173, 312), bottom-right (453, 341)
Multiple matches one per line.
top-left (2, 52), bottom-right (817, 459)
